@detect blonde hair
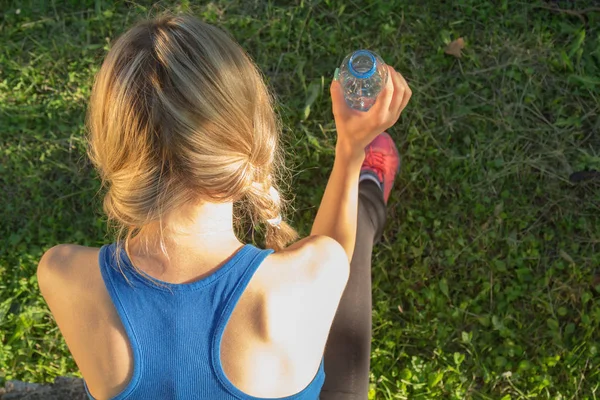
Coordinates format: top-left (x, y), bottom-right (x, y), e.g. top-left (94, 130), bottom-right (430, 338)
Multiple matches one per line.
top-left (87, 14), bottom-right (298, 261)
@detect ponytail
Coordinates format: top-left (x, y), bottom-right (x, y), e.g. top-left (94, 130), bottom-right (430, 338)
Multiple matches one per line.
top-left (245, 178), bottom-right (298, 251)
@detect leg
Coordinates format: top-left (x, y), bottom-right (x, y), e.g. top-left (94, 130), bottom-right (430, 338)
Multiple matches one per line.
top-left (320, 180), bottom-right (386, 400)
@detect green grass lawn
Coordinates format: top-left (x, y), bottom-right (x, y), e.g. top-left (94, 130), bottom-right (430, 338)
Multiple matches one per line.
top-left (1, 0), bottom-right (599, 398)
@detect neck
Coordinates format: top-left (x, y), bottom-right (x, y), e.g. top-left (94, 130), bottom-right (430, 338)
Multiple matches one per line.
top-left (128, 201), bottom-right (243, 282)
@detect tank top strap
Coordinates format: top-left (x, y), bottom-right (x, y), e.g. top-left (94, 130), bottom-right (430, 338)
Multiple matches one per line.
top-left (213, 244), bottom-right (274, 334)
top-left (222, 244), bottom-right (274, 293)
top-left (211, 245), bottom-right (275, 394)
top-left (92, 243), bottom-right (144, 400)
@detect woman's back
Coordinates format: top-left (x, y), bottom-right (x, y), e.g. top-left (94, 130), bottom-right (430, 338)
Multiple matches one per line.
top-left (38, 236), bottom-right (348, 399)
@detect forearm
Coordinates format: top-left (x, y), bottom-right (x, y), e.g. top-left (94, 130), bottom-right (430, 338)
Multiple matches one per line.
top-left (310, 143), bottom-right (365, 261)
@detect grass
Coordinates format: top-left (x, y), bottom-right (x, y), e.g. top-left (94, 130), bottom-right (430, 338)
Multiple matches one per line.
top-left (1, 0), bottom-right (599, 398)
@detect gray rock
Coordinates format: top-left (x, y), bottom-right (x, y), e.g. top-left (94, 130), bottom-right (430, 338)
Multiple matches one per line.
top-left (3, 382), bottom-right (42, 394)
top-left (1, 377), bottom-right (86, 400)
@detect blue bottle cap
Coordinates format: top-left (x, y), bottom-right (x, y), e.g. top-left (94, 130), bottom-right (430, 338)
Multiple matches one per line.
top-left (348, 50), bottom-right (377, 79)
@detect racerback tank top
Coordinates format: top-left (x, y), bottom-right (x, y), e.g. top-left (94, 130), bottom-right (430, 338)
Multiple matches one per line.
top-left (84, 242), bottom-right (325, 399)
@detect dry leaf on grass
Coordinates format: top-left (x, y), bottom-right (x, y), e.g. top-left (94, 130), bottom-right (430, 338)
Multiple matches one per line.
top-left (445, 37), bottom-right (465, 58)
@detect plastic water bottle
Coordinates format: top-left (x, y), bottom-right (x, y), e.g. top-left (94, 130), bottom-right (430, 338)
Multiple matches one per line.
top-left (338, 50), bottom-right (388, 112)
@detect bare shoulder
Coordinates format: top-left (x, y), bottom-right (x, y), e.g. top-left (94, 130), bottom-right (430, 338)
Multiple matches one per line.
top-left (37, 243), bottom-right (106, 332)
top-left (37, 244), bottom-right (102, 298)
top-left (38, 244), bottom-right (98, 284)
top-left (260, 235), bottom-right (350, 287)
top-left (253, 235), bottom-right (350, 348)
top-left (38, 243), bottom-right (99, 267)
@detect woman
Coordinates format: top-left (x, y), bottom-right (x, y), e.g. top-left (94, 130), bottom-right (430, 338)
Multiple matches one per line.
top-left (38, 14), bottom-right (410, 400)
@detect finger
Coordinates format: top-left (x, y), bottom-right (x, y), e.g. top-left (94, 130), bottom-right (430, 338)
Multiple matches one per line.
top-left (395, 71), bottom-right (412, 113)
top-left (367, 64), bottom-right (395, 116)
top-left (330, 79), bottom-right (348, 117)
top-left (387, 70), bottom-right (405, 116)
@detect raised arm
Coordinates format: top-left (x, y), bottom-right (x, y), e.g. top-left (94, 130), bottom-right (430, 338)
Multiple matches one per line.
top-left (311, 66), bottom-right (412, 260)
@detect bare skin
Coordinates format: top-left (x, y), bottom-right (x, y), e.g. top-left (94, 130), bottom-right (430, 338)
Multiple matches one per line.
top-left (38, 66), bottom-right (411, 399)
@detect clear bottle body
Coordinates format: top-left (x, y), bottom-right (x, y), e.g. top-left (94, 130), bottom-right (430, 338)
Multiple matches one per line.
top-left (339, 50), bottom-right (388, 112)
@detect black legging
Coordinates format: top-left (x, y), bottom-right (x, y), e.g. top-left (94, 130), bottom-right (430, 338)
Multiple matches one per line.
top-left (321, 180), bottom-right (387, 400)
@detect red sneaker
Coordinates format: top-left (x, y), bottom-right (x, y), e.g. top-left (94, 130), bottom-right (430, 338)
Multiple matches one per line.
top-left (360, 132), bottom-right (400, 204)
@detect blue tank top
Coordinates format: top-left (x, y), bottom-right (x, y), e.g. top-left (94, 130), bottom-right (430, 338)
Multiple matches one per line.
top-left (85, 242), bottom-right (325, 400)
